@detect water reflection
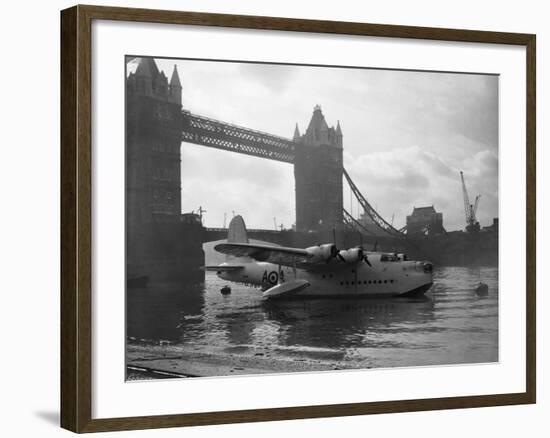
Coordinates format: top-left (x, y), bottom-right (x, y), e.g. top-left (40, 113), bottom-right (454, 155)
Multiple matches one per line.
top-left (127, 266), bottom-right (498, 370)
top-left (263, 297), bottom-right (435, 350)
top-left (126, 282), bottom-right (204, 342)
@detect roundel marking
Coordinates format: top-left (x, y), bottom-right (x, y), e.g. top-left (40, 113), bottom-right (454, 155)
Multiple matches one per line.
top-left (268, 271), bottom-right (278, 284)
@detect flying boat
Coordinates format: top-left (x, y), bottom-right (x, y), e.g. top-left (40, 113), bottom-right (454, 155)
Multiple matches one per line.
top-left (205, 216), bottom-right (433, 300)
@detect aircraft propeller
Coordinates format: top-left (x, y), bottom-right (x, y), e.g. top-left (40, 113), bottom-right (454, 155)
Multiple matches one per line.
top-left (336, 251), bottom-right (347, 263)
top-left (329, 244), bottom-right (340, 263)
top-left (357, 247), bottom-right (372, 267)
top-left (317, 239), bottom-right (372, 267)
top-left (363, 251), bottom-right (372, 267)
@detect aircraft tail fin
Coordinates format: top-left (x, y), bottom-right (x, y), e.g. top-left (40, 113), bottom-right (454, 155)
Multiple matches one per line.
top-left (227, 215), bottom-right (249, 244)
top-left (226, 215), bottom-right (249, 262)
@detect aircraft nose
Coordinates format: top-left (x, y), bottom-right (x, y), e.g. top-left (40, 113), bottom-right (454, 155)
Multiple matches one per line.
top-left (423, 262), bottom-right (433, 273)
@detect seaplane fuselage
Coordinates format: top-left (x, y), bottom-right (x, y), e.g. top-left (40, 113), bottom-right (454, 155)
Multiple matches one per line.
top-left (214, 252), bottom-right (433, 298)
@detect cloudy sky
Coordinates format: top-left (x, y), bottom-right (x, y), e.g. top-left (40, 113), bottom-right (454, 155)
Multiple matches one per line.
top-left (134, 57), bottom-right (498, 231)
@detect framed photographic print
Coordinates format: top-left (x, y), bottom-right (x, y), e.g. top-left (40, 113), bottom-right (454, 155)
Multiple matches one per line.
top-left (60, 4), bottom-right (536, 433)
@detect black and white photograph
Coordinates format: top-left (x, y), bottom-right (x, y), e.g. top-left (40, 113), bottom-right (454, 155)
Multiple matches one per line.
top-left (1, 0), bottom-right (544, 435)
top-left (125, 56), bottom-right (499, 380)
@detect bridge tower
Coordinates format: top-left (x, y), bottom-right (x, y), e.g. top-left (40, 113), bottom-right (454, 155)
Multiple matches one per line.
top-left (293, 105), bottom-right (343, 232)
top-left (126, 57), bottom-right (182, 226)
top-left (126, 57), bottom-right (204, 282)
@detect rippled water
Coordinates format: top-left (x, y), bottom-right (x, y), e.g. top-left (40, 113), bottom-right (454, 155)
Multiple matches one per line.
top-left (127, 266), bottom-right (498, 373)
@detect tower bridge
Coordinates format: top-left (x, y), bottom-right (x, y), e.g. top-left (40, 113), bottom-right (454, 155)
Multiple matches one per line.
top-left (126, 57), bottom-right (407, 281)
top-left (179, 108), bottom-right (403, 238)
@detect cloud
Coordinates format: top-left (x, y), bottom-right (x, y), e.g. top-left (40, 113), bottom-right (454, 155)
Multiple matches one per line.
top-left (180, 145), bottom-right (295, 229)
top-left (238, 63), bottom-right (297, 93)
top-left (345, 146), bottom-right (497, 231)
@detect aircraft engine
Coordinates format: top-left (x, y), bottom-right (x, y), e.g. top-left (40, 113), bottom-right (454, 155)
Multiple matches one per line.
top-left (305, 243), bottom-right (338, 263)
top-left (336, 247), bottom-right (364, 263)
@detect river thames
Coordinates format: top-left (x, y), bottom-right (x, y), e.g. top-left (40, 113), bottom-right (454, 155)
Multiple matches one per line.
top-left (127, 266), bottom-right (498, 379)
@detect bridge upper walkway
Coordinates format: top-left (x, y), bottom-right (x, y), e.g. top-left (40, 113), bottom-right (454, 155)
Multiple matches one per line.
top-left (182, 111), bottom-right (295, 163)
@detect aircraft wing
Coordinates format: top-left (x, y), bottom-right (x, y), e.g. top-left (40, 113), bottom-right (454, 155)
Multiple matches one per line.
top-left (203, 265), bottom-right (244, 272)
top-left (214, 243), bottom-right (313, 268)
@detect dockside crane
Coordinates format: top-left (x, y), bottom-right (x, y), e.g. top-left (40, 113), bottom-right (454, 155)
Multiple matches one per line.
top-left (460, 171), bottom-right (481, 233)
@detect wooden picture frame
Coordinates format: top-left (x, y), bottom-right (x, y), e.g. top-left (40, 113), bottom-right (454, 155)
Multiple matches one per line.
top-left (60, 4), bottom-right (536, 433)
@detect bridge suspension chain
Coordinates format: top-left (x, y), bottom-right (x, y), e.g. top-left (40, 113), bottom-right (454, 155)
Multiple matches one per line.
top-left (342, 208), bottom-right (377, 236)
top-left (343, 168), bottom-right (404, 238)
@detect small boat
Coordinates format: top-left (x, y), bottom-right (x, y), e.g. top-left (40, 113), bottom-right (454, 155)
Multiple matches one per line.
top-left (127, 275), bottom-right (149, 288)
top-left (475, 282), bottom-right (489, 296)
top-left (220, 285), bottom-right (232, 295)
